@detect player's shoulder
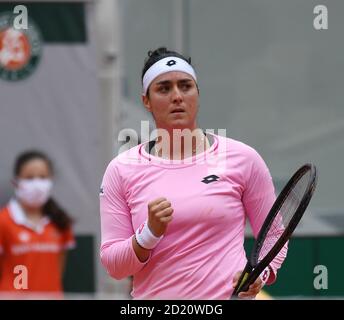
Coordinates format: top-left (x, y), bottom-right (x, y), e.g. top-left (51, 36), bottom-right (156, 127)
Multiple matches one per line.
top-left (110, 143), bottom-right (141, 163)
top-left (213, 134), bottom-right (261, 159)
top-left (103, 143), bottom-right (148, 176)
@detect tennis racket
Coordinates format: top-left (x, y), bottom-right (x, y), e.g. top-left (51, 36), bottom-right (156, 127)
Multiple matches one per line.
top-left (232, 163), bottom-right (318, 297)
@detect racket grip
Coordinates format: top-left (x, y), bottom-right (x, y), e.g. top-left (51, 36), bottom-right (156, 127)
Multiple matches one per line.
top-left (232, 263), bottom-right (252, 298)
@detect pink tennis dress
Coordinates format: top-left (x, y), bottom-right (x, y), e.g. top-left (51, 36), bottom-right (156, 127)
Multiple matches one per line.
top-left (100, 134), bottom-right (287, 299)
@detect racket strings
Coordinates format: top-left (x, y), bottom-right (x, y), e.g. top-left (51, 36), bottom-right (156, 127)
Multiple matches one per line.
top-left (258, 170), bottom-right (311, 262)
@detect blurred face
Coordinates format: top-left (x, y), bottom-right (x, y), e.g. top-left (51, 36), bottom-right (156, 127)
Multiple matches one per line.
top-left (14, 158), bottom-right (53, 209)
top-left (142, 71), bottom-right (199, 131)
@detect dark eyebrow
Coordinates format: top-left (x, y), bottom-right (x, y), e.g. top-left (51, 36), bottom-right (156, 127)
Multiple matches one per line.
top-left (178, 79), bottom-right (193, 84)
top-left (155, 79), bottom-right (193, 86)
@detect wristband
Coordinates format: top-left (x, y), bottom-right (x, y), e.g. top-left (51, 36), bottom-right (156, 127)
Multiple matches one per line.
top-left (259, 266), bottom-right (271, 285)
top-left (135, 221), bottom-right (163, 250)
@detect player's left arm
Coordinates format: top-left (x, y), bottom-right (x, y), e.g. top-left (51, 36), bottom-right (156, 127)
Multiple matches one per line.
top-left (242, 148), bottom-right (279, 285)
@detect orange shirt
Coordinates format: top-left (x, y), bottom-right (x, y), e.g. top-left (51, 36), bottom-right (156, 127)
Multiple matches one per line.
top-left (0, 200), bottom-right (75, 293)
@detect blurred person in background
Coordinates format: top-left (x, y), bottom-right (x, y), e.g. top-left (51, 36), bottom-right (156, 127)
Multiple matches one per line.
top-left (0, 150), bottom-right (75, 297)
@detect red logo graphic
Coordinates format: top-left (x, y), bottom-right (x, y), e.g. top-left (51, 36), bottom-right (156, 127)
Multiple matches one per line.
top-left (0, 28), bottom-right (30, 71)
top-left (138, 223), bottom-right (145, 234)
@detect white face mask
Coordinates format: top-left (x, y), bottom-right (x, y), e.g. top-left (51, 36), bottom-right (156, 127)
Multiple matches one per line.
top-left (15, 178), bottom-right (53, 207)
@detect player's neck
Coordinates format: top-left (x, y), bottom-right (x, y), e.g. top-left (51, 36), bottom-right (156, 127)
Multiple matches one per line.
top-left (154, 127), bottom-right (210, 160)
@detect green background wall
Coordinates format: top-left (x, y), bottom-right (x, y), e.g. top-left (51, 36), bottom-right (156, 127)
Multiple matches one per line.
top-left (63, 235), bottom-right (95, 293)
top-left (244, 237), bottom-right (344, 297)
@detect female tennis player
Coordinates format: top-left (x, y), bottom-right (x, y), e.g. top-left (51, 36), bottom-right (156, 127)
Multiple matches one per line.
top-left (99, 47), bottom-right (288, 299)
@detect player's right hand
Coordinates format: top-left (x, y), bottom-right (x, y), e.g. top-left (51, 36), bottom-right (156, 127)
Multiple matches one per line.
top-left (232, 271), bottom-right (264, 299)
top-left (147, 197), bottom-right (174, 237)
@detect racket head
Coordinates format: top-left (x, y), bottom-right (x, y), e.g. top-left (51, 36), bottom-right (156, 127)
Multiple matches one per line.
top-left (251, 163), bottom-right (317, 267)
top-left (233, 163), bottom-right (318, 296)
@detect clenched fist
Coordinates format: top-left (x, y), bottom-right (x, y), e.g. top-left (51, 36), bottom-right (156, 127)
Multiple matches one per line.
top-left (147, 197), bottom-right (174, 237)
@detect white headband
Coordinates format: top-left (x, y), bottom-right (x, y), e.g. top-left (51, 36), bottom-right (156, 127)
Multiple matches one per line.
top-left (142, 56), bottom-right (197, 96)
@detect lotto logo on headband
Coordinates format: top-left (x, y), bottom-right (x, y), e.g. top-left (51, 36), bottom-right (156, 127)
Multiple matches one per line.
top-left (166, 59), bottom-right (176, 66)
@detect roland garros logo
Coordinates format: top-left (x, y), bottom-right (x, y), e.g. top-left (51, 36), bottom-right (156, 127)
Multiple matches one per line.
top-left (0, 11), bottom-right (42, 81)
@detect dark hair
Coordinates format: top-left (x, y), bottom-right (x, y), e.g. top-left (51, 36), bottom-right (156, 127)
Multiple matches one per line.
top-left (142, 47), bottom-right (195, 97)
top-left (14, 150), bottom-right (73, 231)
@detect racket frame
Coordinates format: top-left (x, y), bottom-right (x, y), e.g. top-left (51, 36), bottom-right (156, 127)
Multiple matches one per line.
top-left (232, 163), bottom-right (317, 296)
